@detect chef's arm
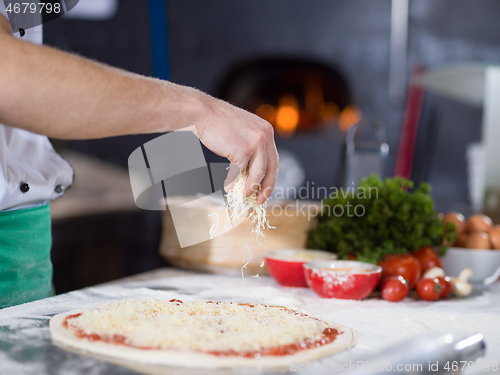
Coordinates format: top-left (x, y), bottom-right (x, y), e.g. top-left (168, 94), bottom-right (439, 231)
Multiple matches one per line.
top-left (0, 17), bottom-right (278, 202)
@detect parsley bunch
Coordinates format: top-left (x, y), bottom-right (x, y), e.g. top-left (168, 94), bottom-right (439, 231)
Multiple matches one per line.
top-left (307, 175), bottom-right (455, 264)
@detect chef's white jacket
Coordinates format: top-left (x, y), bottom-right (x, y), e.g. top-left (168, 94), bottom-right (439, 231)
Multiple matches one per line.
top-left (0, 4), bottom-right (74, 212)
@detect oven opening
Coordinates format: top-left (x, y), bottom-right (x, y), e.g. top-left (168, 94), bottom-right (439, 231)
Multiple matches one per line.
top-left (217, 58), bottom-right (361, 137)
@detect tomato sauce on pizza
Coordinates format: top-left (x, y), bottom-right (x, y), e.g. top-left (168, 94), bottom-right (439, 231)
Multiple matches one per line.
top-left (61, 299), bottom-right (341, 357)
top-left (51, 298), bottom-right (355, 369)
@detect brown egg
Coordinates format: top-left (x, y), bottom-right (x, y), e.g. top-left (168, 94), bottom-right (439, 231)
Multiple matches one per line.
top-left (454, 231), bottom-right (469, 247)
top-left (489, 225), bottom-right (500, 250)
top-left (466, 214), bottom-right (493, 233)
top-left (443, 212), bottom-right (466, 235)
top-left (464, 231), bottom-right (491, 250)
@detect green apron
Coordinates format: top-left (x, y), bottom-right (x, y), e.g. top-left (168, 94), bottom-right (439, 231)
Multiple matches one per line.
top-left (0, 204), bottom-right (52, 309)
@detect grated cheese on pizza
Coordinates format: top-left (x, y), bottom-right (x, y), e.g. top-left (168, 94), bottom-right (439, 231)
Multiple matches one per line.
top-left (64, 299), bottom-right (332, 354)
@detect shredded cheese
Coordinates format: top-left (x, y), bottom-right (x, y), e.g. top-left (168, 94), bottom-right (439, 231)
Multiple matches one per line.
top-left (208, 212), bottom-right (219, 240)
top-left (225, 168), bottom-right (274, 239)
top-left (240, 243), bottom-right (251, 283)
top-left (65, 299), bottom-right (330, 353)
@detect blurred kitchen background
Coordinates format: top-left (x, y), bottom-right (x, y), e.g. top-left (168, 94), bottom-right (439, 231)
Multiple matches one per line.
top-left (44, 0), bottom-right (500, 293)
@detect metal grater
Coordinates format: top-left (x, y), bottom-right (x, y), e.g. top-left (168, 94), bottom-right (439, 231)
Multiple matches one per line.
top-left (344, 118), bottom-right (389, 189)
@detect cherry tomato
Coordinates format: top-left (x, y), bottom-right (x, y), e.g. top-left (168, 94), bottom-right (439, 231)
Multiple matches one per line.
top-left (412, 246), bottom-right (442, 273)
top-left (381, 276), bottom-right (409, 302)
top-left (378, 254), bottom-right (421, 289)
top-left (416, 278), bottom-right (441, 301)
top-left (436, 276), bottom-right (452, 298)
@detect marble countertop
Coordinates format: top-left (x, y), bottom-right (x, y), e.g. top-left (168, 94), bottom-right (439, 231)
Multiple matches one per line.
top-left (1, 267), bottom-right (499, 375)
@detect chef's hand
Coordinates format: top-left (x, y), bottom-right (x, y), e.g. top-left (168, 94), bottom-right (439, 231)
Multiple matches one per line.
top-left (194, 94), bottom-right (279, 204)
top-left (0, 19), bottom-right (278, 197)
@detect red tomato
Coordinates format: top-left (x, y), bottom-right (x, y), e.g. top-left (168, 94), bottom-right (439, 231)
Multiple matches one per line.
top-left (412, 246), bottom-right (442, 273)
top-left (378, 254), bottom-right (421, 289)
top-left (381, 276), bottom-right (409, 302)
top-left (416, 278), bottom-right (441, 301)
top-left (436, 276), bottom-right (452, 298)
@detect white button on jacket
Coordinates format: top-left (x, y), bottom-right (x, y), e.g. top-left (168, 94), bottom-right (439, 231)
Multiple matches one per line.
top-left (0, 4), bottom-right (74, 212)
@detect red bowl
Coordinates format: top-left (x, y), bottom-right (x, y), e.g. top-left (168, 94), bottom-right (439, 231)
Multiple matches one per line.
top-left (303, 260), bottom-right (382, 299)
top-left (264, 249), bottom-right (337, 287)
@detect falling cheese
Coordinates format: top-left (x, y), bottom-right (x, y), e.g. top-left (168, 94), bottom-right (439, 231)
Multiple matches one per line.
top-left (225, 168), bottom-right (274, 239)
top-left (65, 299), bottom-right (330, 353)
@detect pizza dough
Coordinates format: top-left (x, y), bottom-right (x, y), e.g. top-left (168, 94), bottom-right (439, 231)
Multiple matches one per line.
top-left (50, 299), bottom-right (356, 369)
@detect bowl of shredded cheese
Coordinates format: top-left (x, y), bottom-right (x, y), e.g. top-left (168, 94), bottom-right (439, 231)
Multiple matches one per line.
top-left (304, 260), bottom-right (382, 299)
